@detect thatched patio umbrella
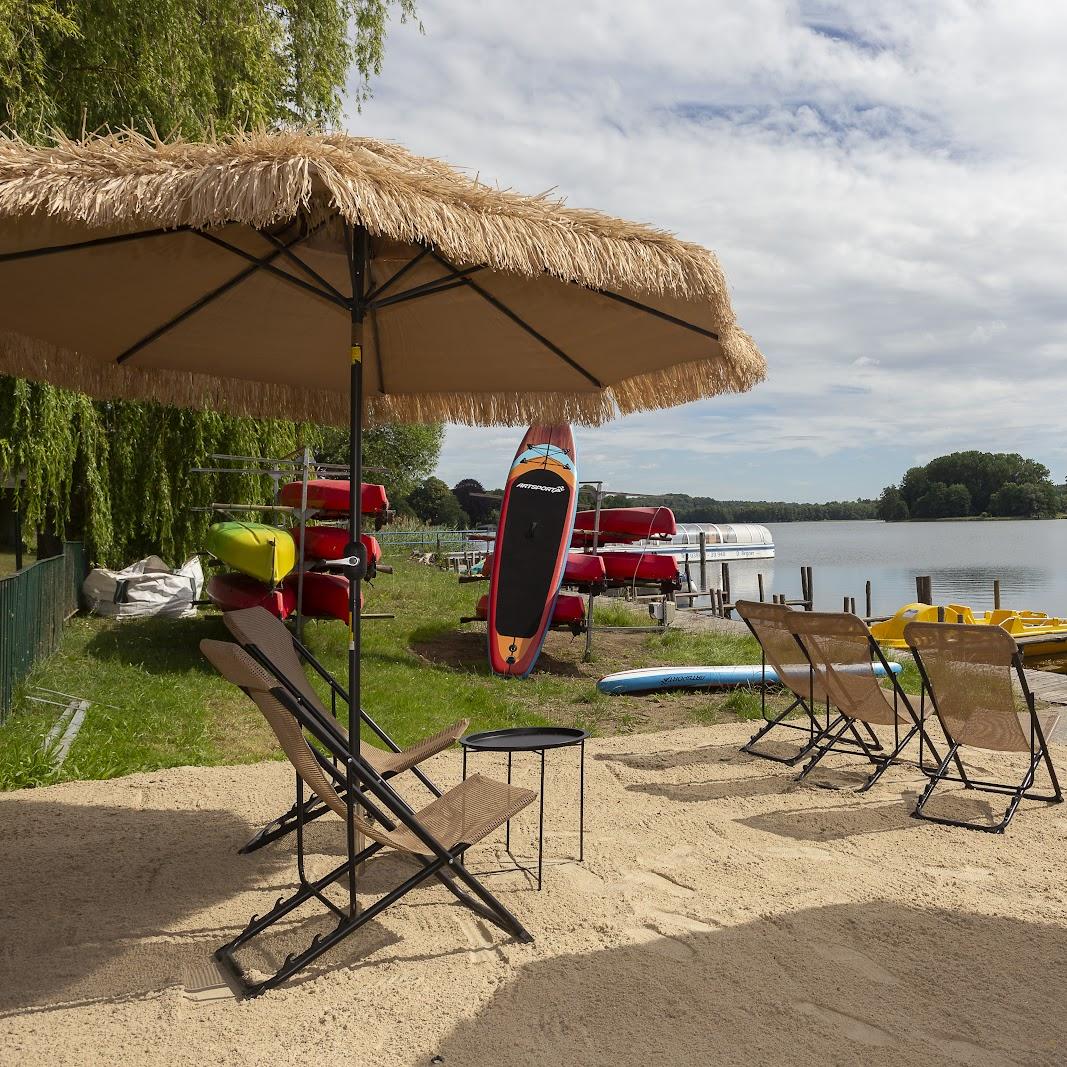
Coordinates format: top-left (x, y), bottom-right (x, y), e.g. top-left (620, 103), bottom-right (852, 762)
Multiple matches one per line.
top-left (0, 129), bottom-right (765, 942)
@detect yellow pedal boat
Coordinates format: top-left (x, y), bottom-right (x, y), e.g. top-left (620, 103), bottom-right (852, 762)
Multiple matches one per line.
top-left (204, 521), bottom-right (296, 585)
top-left (871, 602), bottom-right (1067, 661)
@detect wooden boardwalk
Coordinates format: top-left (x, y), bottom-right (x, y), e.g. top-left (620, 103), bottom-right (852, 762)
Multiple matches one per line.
top-left (1016, 668), bottom-right (1067, 742)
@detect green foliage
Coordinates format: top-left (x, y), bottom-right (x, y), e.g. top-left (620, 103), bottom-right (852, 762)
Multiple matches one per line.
top-left (877, 486), bottom-right (909, 521)
top-left (408, 476), bottom-right (468, 527)
top-left (0, 0), bottom-right (421, 563)
top-left (885, 451), bottom-right (1059, 520)
top-left (0, 0), bottom-right (418, 135)
top-left (452, 477), bottom-right (496, 525)
top-left (316, 422), bottom-right (444, 503)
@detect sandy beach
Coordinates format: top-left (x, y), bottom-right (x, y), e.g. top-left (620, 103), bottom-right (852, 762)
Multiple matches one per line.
top-left (1, 721), bottom-right (1065, 1066)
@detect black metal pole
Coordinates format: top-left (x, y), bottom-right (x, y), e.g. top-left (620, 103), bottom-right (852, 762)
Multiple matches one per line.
top-left (346, 225), bottom-right (369, 917)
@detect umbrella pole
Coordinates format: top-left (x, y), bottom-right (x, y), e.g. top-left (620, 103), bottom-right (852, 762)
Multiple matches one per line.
top-left (346, 225), bottom-right (368, 917)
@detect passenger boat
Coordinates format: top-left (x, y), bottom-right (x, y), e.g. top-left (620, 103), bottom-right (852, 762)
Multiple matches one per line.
top-left (617, 522), bottom-right (774, 562)
top-left (871, 603), bottom-right (1067, 661)
top-left (204, 521), bottom-right (296, 584)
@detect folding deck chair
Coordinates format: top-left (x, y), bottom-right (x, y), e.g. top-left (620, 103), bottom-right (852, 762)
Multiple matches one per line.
top-left (905, 621), bottom-right (1063, 832)
top-left (788, 610), bottom-right (945, 791)
top-left (735, 600), bottom-right (880, 765)
top-left (222, 606), bottom-right (468, 853)
top-left (201, 639), bottom-right (535, 997)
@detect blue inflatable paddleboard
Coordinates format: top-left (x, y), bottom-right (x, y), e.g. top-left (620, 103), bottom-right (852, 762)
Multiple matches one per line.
top-left (596, 662), bottom-right (902, 695)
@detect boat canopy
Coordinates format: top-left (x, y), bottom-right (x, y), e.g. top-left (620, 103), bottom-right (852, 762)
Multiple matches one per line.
top-left (668, 523), bottom-right (773, 546)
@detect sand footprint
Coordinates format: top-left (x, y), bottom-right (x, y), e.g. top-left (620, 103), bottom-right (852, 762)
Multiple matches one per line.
top-left (455, 916), bottom-right (504, 965)
top-left (792, 1001), bottom-right (897, 1048)
top-left (923, 1031), bottom-right (1017, 1066)
top-left (814, 943), bottom-right (900, 986)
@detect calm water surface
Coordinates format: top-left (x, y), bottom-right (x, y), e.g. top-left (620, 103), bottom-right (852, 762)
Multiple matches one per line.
top-left (701, 519), bottom-right (1067, 617)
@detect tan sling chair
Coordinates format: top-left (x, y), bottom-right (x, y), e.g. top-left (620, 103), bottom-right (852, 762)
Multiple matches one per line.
top-left (905, 621), bottom-right (1063, 832)
top-left (787, 610), bottom-right (945, 791)
top-left (735, 600), bottom-right (882, 765)
top-left (222, 606), bottom-right (468, 853)
top-left (201, 639), bottom-right (535, 997)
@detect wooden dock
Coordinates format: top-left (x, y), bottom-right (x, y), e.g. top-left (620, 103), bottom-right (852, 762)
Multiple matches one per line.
top-left (1016, 667), bottom-right (1067, 742)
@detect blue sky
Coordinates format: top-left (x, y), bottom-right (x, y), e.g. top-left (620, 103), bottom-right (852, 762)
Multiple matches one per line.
top-left (346, 1), bottom-right (1067, 501)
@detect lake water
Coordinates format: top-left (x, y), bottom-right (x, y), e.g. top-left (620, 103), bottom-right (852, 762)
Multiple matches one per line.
top-left (697, 519), bottom-right (1067, 618)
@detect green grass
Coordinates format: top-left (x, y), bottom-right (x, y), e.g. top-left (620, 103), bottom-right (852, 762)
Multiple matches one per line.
top-left (0, 559), bottom-right (917, 791)
top-left (0, 550), bottom-right (36, 576)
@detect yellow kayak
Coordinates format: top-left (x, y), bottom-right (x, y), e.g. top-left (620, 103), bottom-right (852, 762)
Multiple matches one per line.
top-left (204, 521), bottom-right (295, 585)
top-left (871, 602), bottom-right (1067, 660)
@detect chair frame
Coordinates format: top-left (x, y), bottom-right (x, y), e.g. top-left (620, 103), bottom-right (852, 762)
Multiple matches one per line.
top-left (236, 626), bottom-right (445, 854)
top-left (215, 676), bottom-right (532, 997)
top-left (736, 600), bottom-right (882, 766)
top-left (908, 636), bottom-right (1063, 832)
top-left (788, 616), bottom-right (946, 792)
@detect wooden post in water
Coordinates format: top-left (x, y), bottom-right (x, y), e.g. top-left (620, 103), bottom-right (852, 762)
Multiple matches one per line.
top-left (720, 562), bottom-right (731, 608)
top-left (993, 579), bottom-right (1001, 610)
top-left (698, 531), bottom-right (708, 593)
top-left (865, 580), bottom-right (872, 619)
top-left (850, 597), bottom-right (857, 615)
top-left (800, 565), bottom-right (814, 609)
top-left (757, 573), bottom-right (765, 602)
top-left (916, 575), bottom-right (932, 604)
top-left (936, 605), bottom-right (946, 623)
top-left (843, 595), bottom-right (849, 612)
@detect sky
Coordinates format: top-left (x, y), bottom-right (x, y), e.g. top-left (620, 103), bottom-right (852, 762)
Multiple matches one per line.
top-left (345, 1), bottom-right (1067, 502)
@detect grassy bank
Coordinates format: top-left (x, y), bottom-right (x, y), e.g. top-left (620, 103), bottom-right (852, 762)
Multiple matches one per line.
top-left (0, 558), bottom-right (918, 791)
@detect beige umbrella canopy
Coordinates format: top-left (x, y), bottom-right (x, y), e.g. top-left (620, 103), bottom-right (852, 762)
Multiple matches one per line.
top-left (0, 130), bottom-right (764, 426)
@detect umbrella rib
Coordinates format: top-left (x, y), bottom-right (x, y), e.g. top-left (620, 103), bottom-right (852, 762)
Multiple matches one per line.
top-left (194, 231), bottom-right (349, 310)
top-left (254, 229), bottom-right (348, 302)
top-left (367, 266), bottom-right (486, 310)
top-left (364, 248), bottom-right (430, 303)
top-left (116, 224), bottom-right (334, 365)
top-left (0, 226), bottom-right (188, 264)
top-left (427, 251), bottom-right (604, 389)
top-left (592, 288), bottom-right (720, 341)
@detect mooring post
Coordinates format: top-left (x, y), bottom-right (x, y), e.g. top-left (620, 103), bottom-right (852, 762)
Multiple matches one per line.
top-left (865, 580), bottom-right (872, 619)
top-left (936, 605), bottom-right (945, 623)
top-left (916, 575), bottom-right (932, 604)
top-left (698, 531), bottom-right (707, 592)
top-left (993, 579), bottom-right (1001, 610)
top-left (757, 572), bottom-right (765, 602)
top-left (720, 561), bottom-right (731, 607)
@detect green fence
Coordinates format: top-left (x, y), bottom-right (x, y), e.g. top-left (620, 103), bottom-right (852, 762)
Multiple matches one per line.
top-left (0, 543), bottom-right (86, 721)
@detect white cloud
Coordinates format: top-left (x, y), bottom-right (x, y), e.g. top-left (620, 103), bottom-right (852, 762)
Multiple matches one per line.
top-left (348, 1), bottom-right (1067, 500)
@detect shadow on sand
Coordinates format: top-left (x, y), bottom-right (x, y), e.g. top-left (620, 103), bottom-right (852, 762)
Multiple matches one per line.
top-left (429, 902), bottom-right (1066, 1065)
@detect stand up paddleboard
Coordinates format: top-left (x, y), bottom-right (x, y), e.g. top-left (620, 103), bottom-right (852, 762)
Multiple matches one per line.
top-left (488, 426), bottom-right (579, 677)
top-left (597, 662), bottom-right (903, 695)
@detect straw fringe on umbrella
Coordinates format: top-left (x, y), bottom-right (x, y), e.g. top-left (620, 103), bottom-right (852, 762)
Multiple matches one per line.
top-left (0, 128), bottom-right (765, 427)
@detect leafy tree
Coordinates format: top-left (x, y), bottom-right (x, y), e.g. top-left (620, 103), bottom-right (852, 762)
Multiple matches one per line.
top-left (882, 450), bottom-right (1058, 522)
top-left (452, 478), bottom-right (496, 525)
top-left (316, 423), bottom-right (444, 504)
top-left (408, 477), bottom-right (468, 528)
top-left (0, 0), bottom-right (419, 562)
top-left (988, 481), bottom-right (1058, 518)
top-left (877, 486), bottom-right (909, 521)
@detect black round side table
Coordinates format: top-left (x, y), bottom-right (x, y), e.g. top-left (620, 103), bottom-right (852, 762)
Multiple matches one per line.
top-left (460, 726), bottom-right (589, 890)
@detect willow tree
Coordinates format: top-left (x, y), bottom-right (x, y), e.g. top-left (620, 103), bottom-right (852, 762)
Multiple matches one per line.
top-left (0, 0), bottom-right (422, 563)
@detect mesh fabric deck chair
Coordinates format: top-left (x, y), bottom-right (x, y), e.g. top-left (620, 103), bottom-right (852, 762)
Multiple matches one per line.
top-left (735, 600), bottom-right (880, 765)
top-left (222, 606), bottom-right (468, 853)
top-left (787, 610), bottom-right (944, 791)
top-left (905, 621), bottom-right (1063, 832)
top-left (201, 639), bottom-right (535, 996)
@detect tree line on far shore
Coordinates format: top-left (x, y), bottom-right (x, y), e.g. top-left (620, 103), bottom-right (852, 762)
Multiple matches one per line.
top-left (393, 450), bottom-right (1067, 531)
top-left (877, 451), bottom-right (1061, 521)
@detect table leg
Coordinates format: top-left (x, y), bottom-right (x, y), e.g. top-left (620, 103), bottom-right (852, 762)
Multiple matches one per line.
top-left (506, 751), bottom-right (512, 852)
top-left (538, 749), bottom-right (545, 891)
top-left (578, 738), bottom-right (585, 863)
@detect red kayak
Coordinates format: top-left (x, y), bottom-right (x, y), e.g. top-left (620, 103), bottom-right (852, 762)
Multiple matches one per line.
top-left (282, 572), bottom-right (362, 623)
top-left (482, 550), bottom-right (605, 588)
top-left (293, 528), bottom-right (382, 567)
top-left (573, 507), bottom-right (676, 541)
top-left (477, 593), bottom-right (585, 629)
top-left (207, 573), bottom-right (297, 619)
top-left (278, 480), bottom-right (389, 516)
top-left (600, 552), bottom-right (680, 585)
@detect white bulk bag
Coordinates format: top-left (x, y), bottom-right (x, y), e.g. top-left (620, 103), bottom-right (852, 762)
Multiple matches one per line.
top-left (82, 555), bottom-right (204, 619)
